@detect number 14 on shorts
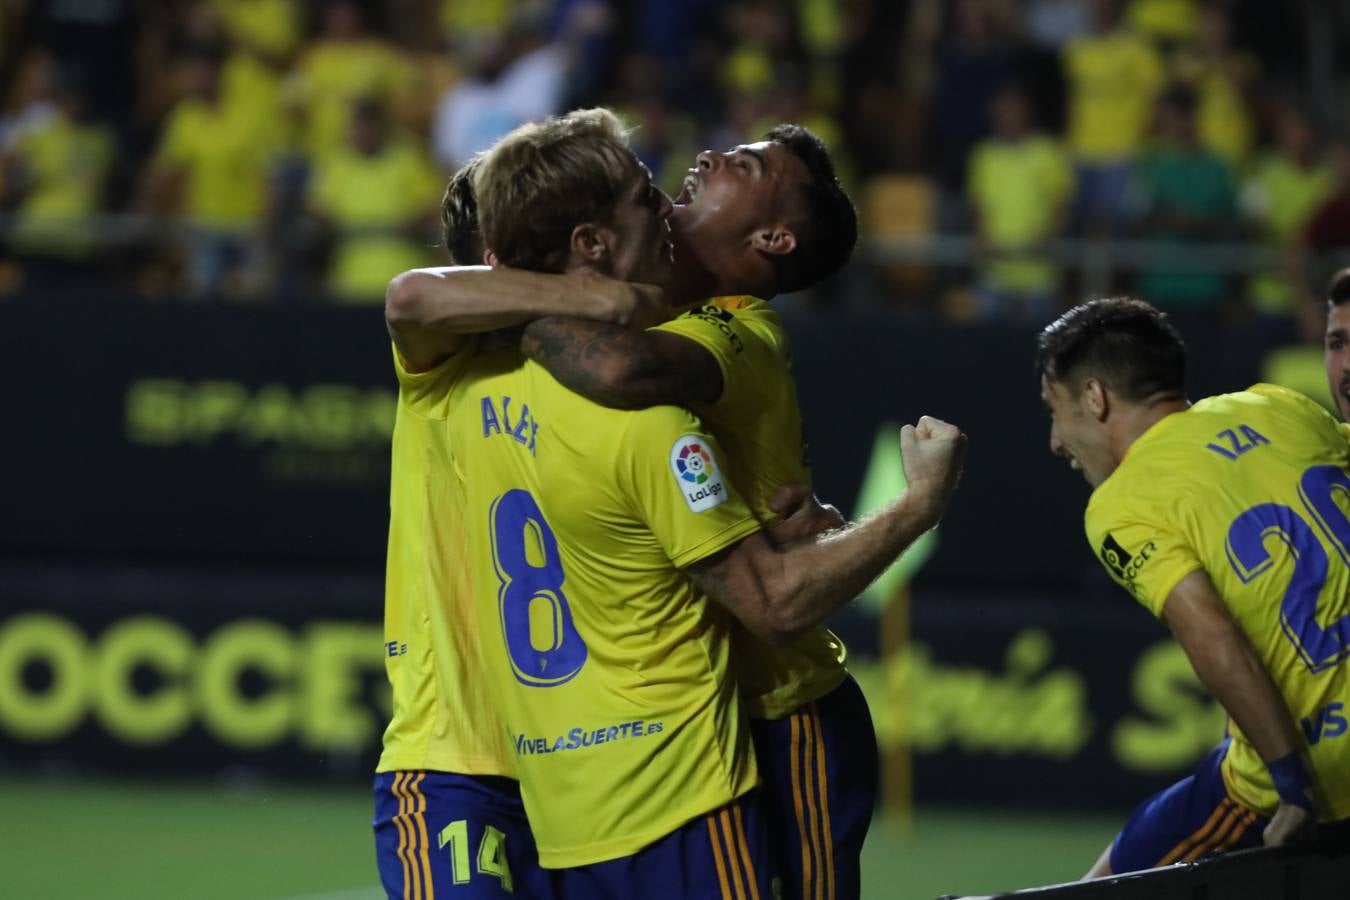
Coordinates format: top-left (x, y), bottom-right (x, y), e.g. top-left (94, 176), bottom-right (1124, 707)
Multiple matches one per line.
top-left (439, 819), bottom-right (513, 891)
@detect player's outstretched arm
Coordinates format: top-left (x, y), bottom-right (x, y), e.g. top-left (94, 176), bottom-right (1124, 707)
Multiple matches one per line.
top-left (686, 417), bottom-right (966, 645)
top-left (384, 266), bottom-right (667, 372)
top-left (1161, 571), bottom-right (1318, 845)
top-left (522, 316), bottom-right (724, 410)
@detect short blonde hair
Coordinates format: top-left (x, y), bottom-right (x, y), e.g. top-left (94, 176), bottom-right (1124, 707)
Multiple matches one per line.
top-left (475, 108), bottom-right (638, 274)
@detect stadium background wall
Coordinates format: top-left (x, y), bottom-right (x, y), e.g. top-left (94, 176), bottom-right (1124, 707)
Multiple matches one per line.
top-left (0, 297), bottom-right (1312, 810)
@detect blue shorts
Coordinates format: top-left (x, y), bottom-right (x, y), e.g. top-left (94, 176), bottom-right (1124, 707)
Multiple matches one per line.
top-left (1111, 740), bottom-right (1267, 874)
top-left (750, 675), bottom-right (879, 900)
top-left (547, 792), bottom-right (776, 899)
top-left (373, 770), bottom-right (550, 899)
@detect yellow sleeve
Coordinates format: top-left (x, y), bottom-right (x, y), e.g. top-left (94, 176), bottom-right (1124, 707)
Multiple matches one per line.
top-left (391, 337), bottom-right (479, 418)
top-left (1136, 38), bottom-right (1166, 97)
top-left (308, 155), bottom-right (346, 217)
top-left (616, 406), bottom-right (761, 568)
top-left (967, 143), bottom-right (993, 208)
top-left (401, 144), bottom-right (443, 211)
top-left (1044, 140), bottom-right (1073, 205)
top-left (653, 303), bottom-right (781, 410)
top-left (154, 106), bottom-right (195, 167)
top-left (1062, 39), bottom-right (1086, 84)
top-left (1085, 490), bottom-right (1204, 617)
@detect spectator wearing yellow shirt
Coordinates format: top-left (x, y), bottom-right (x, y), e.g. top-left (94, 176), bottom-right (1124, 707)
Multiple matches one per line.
top-left (1126, 0), bottom-right (1198, 46)
top-left (1063, 0), bottom-right (1165, 232)
top-left (1168, 3), bottom-right (1257, 171)
top-left (0, 68), bottom-right (113, 267)
top-left (141, 42), bottom-right (281, 299)
top-left (211, 0), bottom-right (301, 65)
top-left (307, 97), bottom-right (441, 303)
top-left (966, 83), bottom-right (1072, 320)
top-left (208, 0), bottom-right (300, 149)
top-left (1242, 107), bottom-right (1336, 314)
top-left (287, 0), bottom-right (414, 165)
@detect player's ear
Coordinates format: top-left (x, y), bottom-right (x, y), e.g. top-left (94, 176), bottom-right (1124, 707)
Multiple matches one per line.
top-left (751, 225), bottom-right (797, 257)
top-left (1083, 378), bottom-right (1109, 420)
top-left (570, 222), bottom-right (610, 264)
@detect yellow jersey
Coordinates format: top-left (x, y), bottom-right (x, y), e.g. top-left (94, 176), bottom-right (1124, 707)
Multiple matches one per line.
top-left (655, 297), bottom-right (847, 719)
top-left (1063, 30), bottom-right (1165, 161)
top-left (966, 137), bottom-right (1073, 295)
top-left (155, 98), bottom-right (277, 229)
top-left (291, 38), bottom-right (413, 161)
top-left (309, 138), bottom-right (441, 302)
top-left (11, 114), bottom-right (113, 258)
top-left (446, 346), bottom-right (763, 867)
top-left (1086, 385), bottom-right (1350, 821)
top-left (376, 344), bottom-right (515, 777)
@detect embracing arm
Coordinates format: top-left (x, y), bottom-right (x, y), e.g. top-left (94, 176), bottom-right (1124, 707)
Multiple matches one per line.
top-left (1162, 571), bottom-right (1316, 844)
top-left (384, 266), bottom-right (664, 372)
top-left (522, 317), bottom-right (723, 410)
top-left (685, 418), bottom-right (965, 645)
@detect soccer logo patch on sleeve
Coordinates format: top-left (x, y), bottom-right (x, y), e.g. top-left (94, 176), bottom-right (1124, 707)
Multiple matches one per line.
top-left (669, 434), bottom-right (728, 512)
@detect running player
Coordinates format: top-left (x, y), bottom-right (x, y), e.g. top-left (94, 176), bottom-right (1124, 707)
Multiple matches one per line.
top-left (444, 108), bottom-right (966, 897)
top-left (387, 124), bottom-right (877, 900)
top-left (373, 158), bottom-right (667, 899)
top-left (1037, 297), bottom-right (1350, 877)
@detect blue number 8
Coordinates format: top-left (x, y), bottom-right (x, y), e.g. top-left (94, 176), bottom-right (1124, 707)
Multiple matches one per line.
top-left (1226, 465), bottom-right (1350, 674)
top-left (489, 489), bottom-right (587, 686)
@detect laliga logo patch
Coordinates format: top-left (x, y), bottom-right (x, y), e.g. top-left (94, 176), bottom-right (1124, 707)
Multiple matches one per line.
top-left (677, 443), bottom-right (712, 484)
top-left (670, 435), bottom-right (727, 512)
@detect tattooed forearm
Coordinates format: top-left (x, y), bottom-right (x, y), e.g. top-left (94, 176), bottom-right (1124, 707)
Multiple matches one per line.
top-left (521, 316), bottom-right (722, 409)
top-left (522, 317), bottom-right (629, 403)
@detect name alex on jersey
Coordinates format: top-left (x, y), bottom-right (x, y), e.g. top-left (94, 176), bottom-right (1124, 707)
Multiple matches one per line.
top-left (480, 388), bottom-right (730, 519)
top-left (481, 394), bottom-right (541, 455)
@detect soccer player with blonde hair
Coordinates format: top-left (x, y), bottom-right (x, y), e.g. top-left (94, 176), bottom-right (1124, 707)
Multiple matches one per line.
top-left (392, 108), bottom-right (965, 898)
top-left (373, 113), bottom-right (672, 900)
top-left (388, 115), bottom-right (883, 900)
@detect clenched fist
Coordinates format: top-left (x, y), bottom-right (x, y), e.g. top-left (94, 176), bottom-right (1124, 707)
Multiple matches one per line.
top-left (900, 416), bottom-right (967, 526)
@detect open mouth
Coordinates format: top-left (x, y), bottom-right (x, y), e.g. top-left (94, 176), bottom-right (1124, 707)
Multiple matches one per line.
top-left (674, 172), bottom-right (698, 205)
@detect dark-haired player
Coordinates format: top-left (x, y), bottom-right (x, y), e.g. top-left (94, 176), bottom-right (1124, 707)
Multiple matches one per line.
top-left (432, 108), bottom-right (964, 898)
top-left (1038, 297), bottom-right (1350, 877)
top-left (1323, 268), bottom-right (1350, 426)
top-left (387, 123), bottom-right (878, 899)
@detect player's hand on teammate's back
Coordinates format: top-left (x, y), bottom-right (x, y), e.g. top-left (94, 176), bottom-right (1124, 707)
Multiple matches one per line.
top-left (900, 416), bottom-right (967, 525)
top-left (765, 484), bottom-right (845, 546)
top-left (1263, 801), bottom-right (1317, 848)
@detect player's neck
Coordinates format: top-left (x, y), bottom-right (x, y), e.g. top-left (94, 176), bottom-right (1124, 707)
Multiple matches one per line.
top-left (670, 233), bottom-right (774, 305)
top-left (1111, 396), bottom-right (1190, 463)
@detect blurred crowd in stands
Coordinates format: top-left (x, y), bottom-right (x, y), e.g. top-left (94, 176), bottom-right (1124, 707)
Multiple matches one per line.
top-left (0, 0), bottom-right (1348, 322)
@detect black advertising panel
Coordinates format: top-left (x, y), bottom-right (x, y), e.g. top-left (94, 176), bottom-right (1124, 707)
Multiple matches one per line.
top-left (0, 300), bottom-right (1299, 575)
top-left (1, 564), bottom-right (1228, 810)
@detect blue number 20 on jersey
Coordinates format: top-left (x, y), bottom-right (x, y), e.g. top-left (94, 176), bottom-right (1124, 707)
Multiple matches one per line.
top-left (1227, 465), bottom-right (1350, 674)
top-left (490, 489), bottom-right (588, 686)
